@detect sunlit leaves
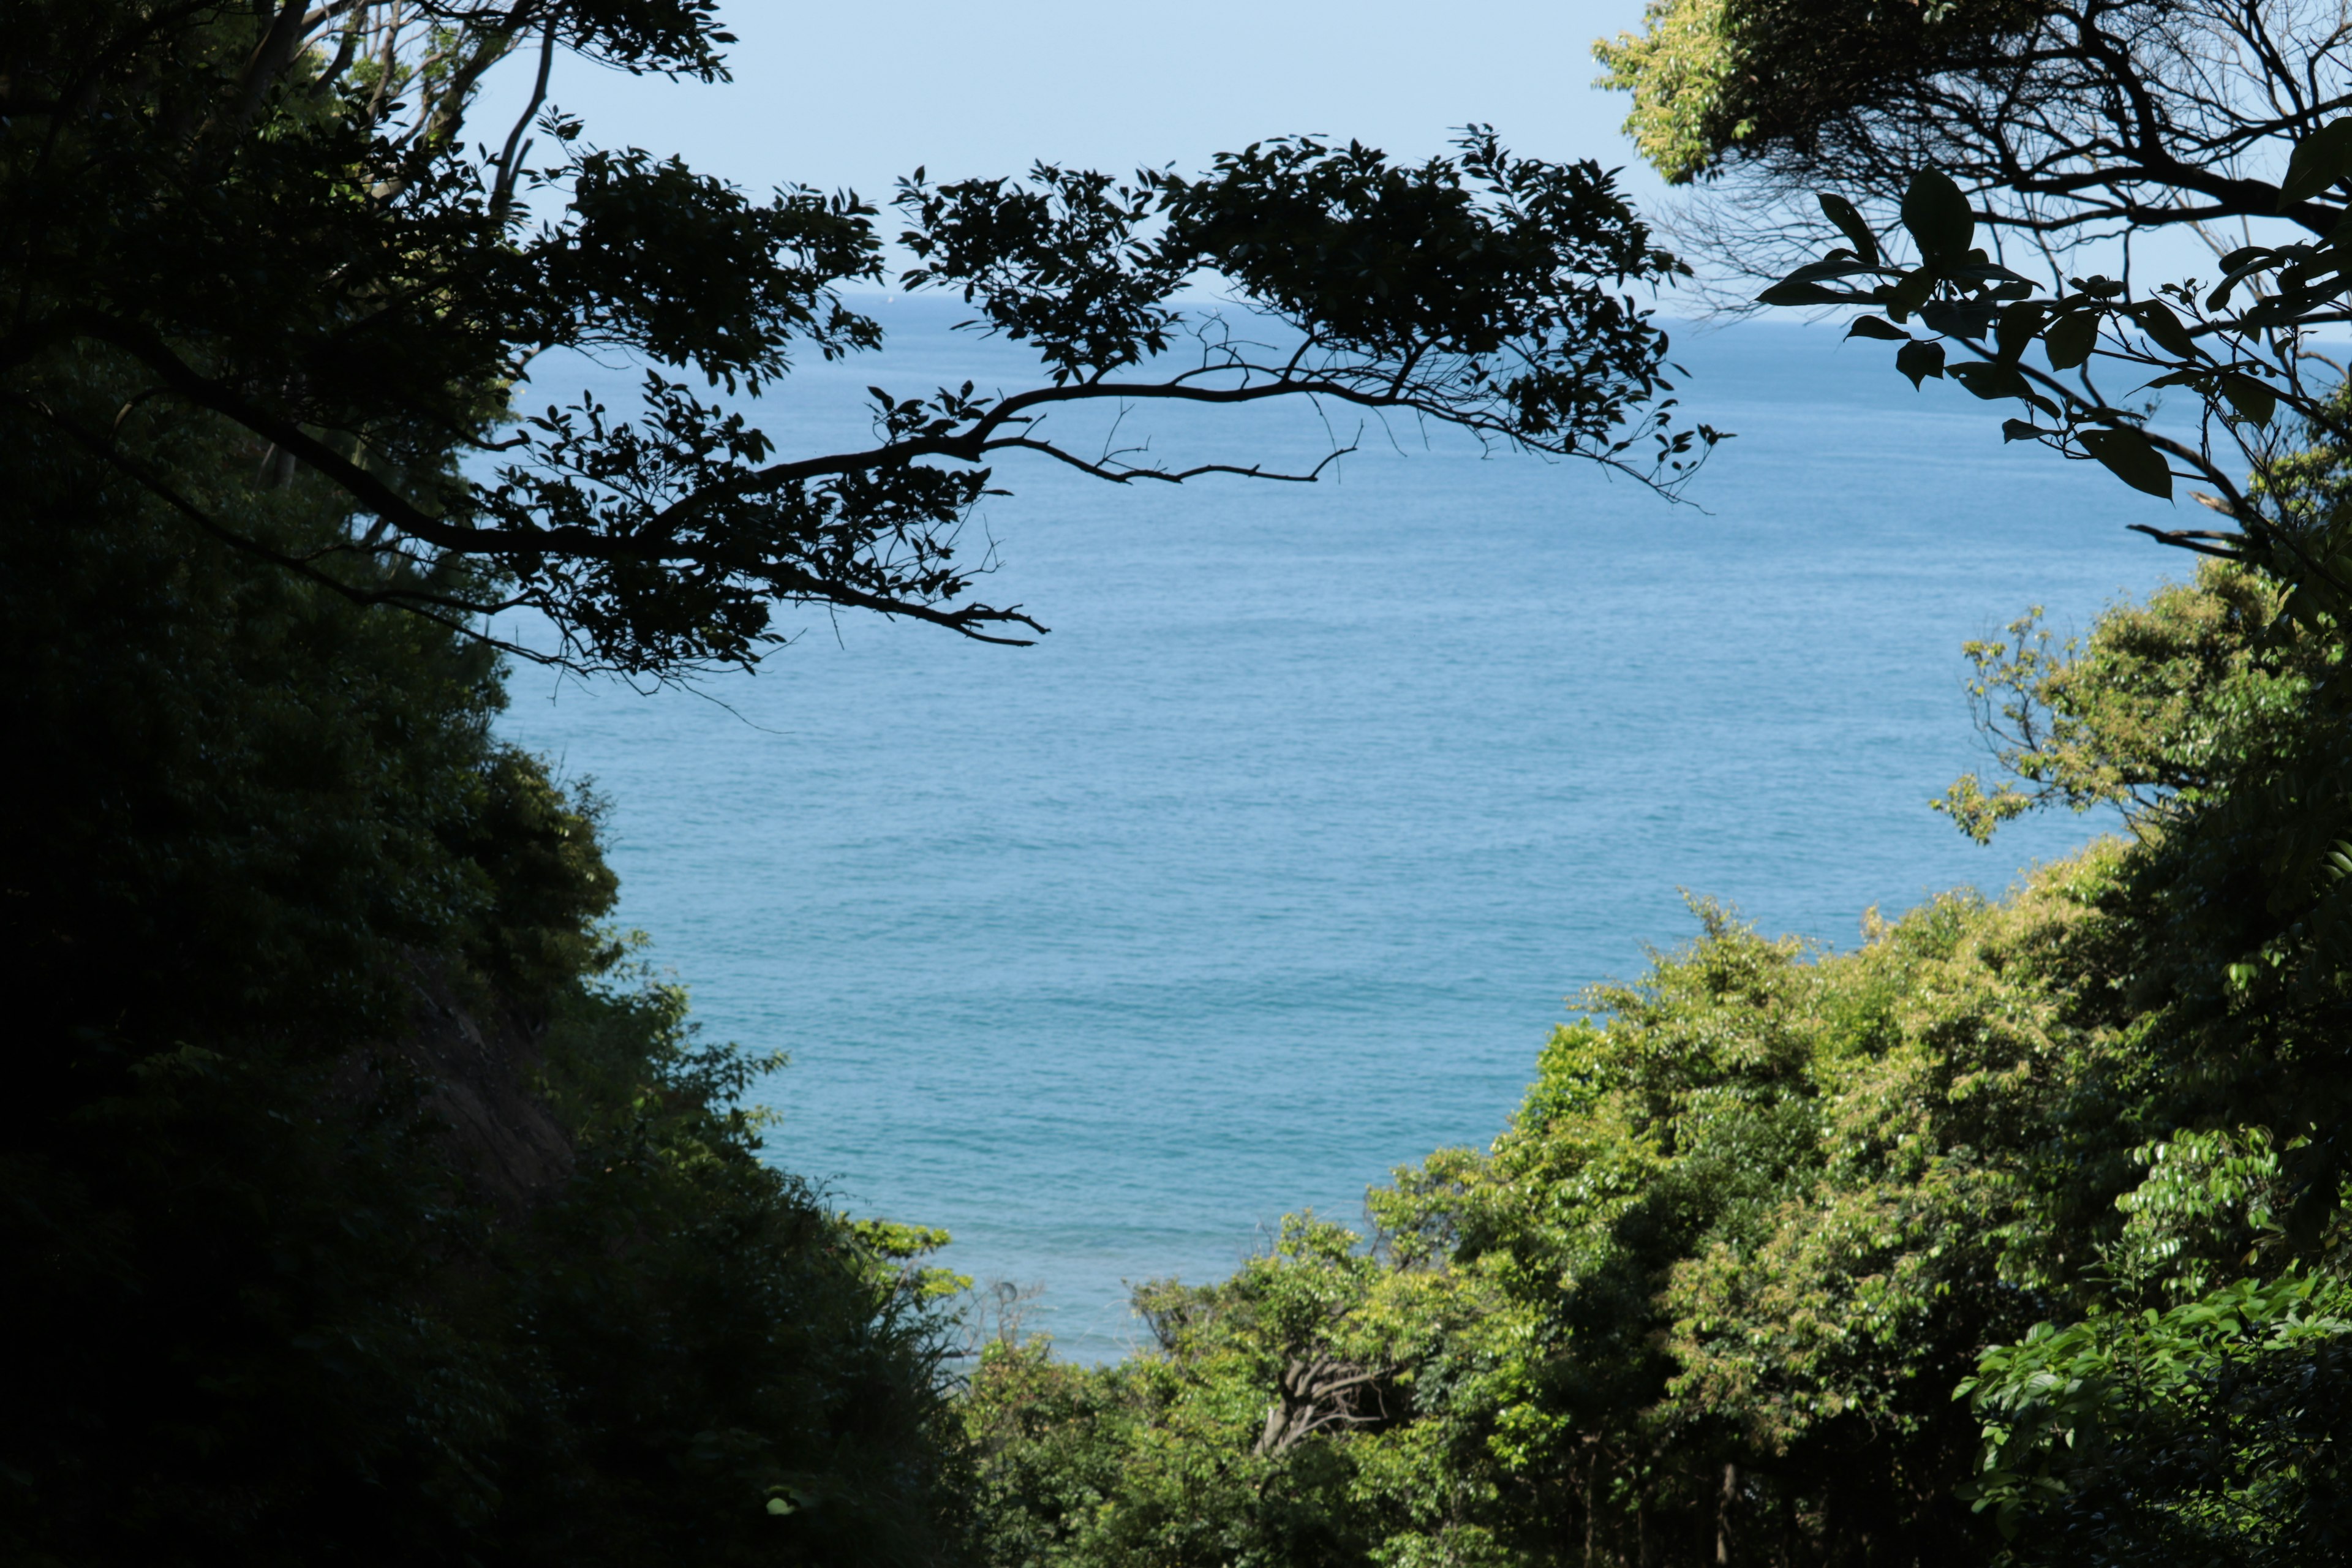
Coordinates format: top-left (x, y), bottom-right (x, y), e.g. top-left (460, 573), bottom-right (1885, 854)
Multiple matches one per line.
top-left (1958, 1272), bottom-right (2352, 1559)
top-left (964, 864), bottom-right (2142, 1565)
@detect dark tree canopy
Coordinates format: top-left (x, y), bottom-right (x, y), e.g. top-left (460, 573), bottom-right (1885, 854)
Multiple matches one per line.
top-left (2, 0), bottom-right (1714, 678)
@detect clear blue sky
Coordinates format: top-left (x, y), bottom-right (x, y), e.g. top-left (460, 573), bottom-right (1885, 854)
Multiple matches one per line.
top-left (470, 1), bottom-right (2222, 303)
top-left (475, 1), bottom-right (1672, 219)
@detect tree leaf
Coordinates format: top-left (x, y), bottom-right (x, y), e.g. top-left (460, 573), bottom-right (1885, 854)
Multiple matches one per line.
top-left (2220, 373), bottom-right (2277, 427)
top-left (1996, 301), bottom-right (2049, 363)
top-left (1950, 262), bottom-right (2035, 287)
top-left (1902, 169), bottom-right (1974, 259)
top-left (1896, 338), bottom-right (1947, 386)
top-left (1782, 257), bottom-right (1877, 285)
top-left (1888, 270), bottom-right (1936, 317)
top-left (2043, 311), bottom-right (2099, 371)
top-left (2279, 118), bottom-right (2352, 207)
top-left (2002, 419), bottom-right (2048, 442)
top-left (2206, 251), bottom-right (2278, 312)
top-left (1758, 278), bottom-right (1860, 307)
top-left (2132, 300), bottom-right (2199, 359)
top-left (1846, 315), bottom-right (1909, 341)
top-left (1948, 360), bottom-right (2030, 401)
top-left (1819, 192), bottom-right (1880, 266)
top-left (1920, 299), bottom-right (1997, 338)
top-left (2078, 427), bottom-right (2174, 499)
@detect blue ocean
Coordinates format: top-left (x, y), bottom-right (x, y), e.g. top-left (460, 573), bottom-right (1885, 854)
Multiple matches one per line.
top-left (496, 295), bottom-right (2180, 1362)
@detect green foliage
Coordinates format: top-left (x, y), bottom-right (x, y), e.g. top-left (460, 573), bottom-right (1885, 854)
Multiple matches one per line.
top-left (1594, 0), bottom-right (2037, 186)
top-left (960, 537), bottom-right (2352, 1566)
top-left (966, 863), bottom-right (2150, 1567)
top-left (851, 1218), bottom-right (978, 1305)
top-left (0, 353), bottom-right (962, 1565)
top-left (1582, 37), bottom-right (2352, 1566)
top-left (1959, 1271), bottom-right (2352, 1565)
top-left (1591, 0), bottom-right (1747, 187)
top-left (963, 1219), bottom-right (1406, 1568)
top-left (1873, 532), bottom-right (2352, 1562)
top-left (1934, 569), bottom-right (2312, 842)
top-left (1594, 0), bottom-right (2348, 271)
top-left (1758, 141), bottom-right (2352, 1231)
top-left (2106, 1129), bottom-right (2288, 1303)
top-left (9, 2), bottom-right (1711, 679)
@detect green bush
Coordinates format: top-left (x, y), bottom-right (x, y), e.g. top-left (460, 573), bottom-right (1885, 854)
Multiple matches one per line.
top-left (961, 560), bottom-right (2352, 1568)
top-left (0, 375), bottom-right (963, 1567)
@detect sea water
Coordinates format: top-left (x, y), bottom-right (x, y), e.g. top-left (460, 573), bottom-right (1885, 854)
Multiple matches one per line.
top-left (494, 296), bottom-right (2182, 1362)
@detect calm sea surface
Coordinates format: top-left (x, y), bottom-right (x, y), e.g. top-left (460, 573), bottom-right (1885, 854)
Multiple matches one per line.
top-left (496, 297), bottom-right (2181, 1362)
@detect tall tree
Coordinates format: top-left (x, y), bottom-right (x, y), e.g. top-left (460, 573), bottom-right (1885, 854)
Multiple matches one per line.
top-left (1605, 1), bottom-right (2352, 1551)
top-left (3, 0), bottom-right (1715, 679)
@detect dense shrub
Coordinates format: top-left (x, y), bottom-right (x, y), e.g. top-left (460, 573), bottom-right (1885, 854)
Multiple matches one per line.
top-left (0, 375), bottom-right (963, 1567)
top-left (960, 561), bottom-right (2352, 1568)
